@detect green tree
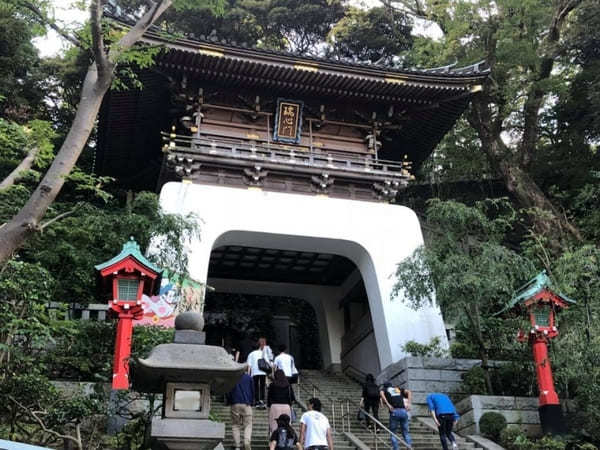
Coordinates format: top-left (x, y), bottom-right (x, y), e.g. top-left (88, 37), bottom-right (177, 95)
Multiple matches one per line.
top-left (0, 1), bottom-right (48, 121)
top-left (393, 199), bottom-right (535, 392)
top-left (388, 0), bottom-right (587, 248)
top-left (0, 0), bottom-right (224, 265)
top-left (328, 6), bottom-right (413, 63)
top-left (0, 119), bottom-right (55, 189)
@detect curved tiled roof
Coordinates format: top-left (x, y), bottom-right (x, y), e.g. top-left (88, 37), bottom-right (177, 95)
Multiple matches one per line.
top-left (107, 12), bottom-right (488, 84)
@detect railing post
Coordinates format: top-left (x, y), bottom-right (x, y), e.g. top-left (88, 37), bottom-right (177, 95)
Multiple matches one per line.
top-left (332, 402), bottom-right (336, 433)
top-left (346, 401), bottom-right (350, 432)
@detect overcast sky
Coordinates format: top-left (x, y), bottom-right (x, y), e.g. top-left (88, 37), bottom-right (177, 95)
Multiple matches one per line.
top-left (33, 0), bottom-right (88, 58)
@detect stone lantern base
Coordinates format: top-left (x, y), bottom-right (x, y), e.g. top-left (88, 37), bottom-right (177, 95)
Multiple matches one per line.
top-left (151, 417), bottom-right (225, 450)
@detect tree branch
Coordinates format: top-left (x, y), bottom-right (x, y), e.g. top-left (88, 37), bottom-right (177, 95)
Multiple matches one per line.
top-left (38, 203), bottom-right (83, 231)
top-left (0, 147), bottom-right (40, 190)
top-left (108, 0), bottom-right (173, 64)
top-left (90, 0), bottom-right (109, 75)
top-left (17, 1), bottom-right (82, 48)
top-left (518, 0), bottom-right (583, 166)
top-left (7, 395), bottom-right (82, 449)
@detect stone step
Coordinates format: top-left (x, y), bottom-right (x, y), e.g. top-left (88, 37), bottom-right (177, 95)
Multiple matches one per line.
top-left (213, 370), bottom-right (481, 450)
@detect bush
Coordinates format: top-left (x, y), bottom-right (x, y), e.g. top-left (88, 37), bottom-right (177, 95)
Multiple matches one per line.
top-left (479, 412), bottom-right (507, 441)
top-left (534, 436), bottom-right (566, 450)
top-left (44, 321), bottom-right (173, 381)
top-left (500, 426), bottom-right (530, 450)
top-left (462, 366), bottom-right (489, 394)
top-left (402, 337), bottom-right (448, 357)
top-left (500, 427), bottom-right (578, 450)
top-left (461, 363), bottom-right (534, 396)
top-left (490, 362), bottom-right (535, 396)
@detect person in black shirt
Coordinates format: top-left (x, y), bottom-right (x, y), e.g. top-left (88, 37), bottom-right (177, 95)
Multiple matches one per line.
top-left (380, 382), bottom-right (412, 450)
top-left (360, 374), bottom-right (380, 430)
top-left (268, 369), bottom-right (296, 433)
top-left (269, 413), bottom-right (301, 450)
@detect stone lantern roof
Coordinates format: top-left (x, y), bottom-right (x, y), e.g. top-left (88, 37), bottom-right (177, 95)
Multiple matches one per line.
top-left (132, 312), bottom-right (247, 394)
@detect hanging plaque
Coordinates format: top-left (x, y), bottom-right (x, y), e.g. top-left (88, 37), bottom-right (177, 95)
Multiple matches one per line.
top-left (274, 98), bottom-right (303, 144)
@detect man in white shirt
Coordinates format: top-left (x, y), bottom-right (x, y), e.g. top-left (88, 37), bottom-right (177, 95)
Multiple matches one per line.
top-left (299, 398), bottom-right (334, 450)
top-left (274, 344), bottom-right (297, 380)
top-left (247, 342), bottom-right (270, 408)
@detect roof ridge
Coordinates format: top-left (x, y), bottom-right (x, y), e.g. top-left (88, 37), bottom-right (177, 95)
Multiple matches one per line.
top-left (104, 10), bottom-right (490, 78)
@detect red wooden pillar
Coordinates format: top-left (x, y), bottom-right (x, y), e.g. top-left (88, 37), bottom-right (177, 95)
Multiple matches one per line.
top-left (110, 302), bottom-right (143, 389)
top-left (531, 336), bottom-right (559, 406)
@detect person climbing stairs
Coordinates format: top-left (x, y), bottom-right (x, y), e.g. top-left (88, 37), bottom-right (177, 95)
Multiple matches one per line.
top-left (213, 369), bottom-right (483, 450)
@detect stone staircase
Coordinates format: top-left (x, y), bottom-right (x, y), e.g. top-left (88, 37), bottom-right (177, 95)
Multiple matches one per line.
top-left (297, 370), bottom-right (482, 450)
top-left (211, 394), bottom-right (357, 450)
top-left (212, 370), bottom-right (482, 450)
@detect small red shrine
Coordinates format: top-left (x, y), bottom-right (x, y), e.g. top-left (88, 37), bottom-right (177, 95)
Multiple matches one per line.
top-left (95, 238), bottom-right (162, 390)
top-left (507, 271), bottom-right (575, 434)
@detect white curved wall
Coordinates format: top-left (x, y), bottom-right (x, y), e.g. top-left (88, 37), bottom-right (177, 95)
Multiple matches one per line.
top-left (158, 182), bottom-right (448, 371)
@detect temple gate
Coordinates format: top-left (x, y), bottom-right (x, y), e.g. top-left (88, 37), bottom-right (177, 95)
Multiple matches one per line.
top-left (96, 18), bottom-right (489, 375)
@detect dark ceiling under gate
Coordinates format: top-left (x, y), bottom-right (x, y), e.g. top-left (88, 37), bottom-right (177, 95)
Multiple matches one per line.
top-left (208, 245), bottom-right (357, 286)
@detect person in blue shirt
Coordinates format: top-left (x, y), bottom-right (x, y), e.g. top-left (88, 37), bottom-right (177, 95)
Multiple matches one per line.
top-left (227, 373), bottom-right (255, 450)
top-left (426, 393), bottom-right (460, 450)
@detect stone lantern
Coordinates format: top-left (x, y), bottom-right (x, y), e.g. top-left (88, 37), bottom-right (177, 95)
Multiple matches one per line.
top-left (95, 237), bottom-right (162, 390)
top-left (132, 311), bottom-right (246, 450)
top-left (506, 271), bottom-right (575, 435)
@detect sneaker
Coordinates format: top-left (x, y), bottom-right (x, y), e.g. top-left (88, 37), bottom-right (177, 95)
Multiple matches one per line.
top-left (452, 442), bottom-right (458, 450)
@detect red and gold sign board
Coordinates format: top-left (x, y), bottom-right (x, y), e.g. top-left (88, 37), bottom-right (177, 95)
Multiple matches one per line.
top-left (274, 99), bottom-right (303, 144)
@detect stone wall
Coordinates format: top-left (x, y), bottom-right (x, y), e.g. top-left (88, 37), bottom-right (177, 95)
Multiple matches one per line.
top-left (456, 395), bottom-right (541, 437)
top-left (376, 357), bottom-right (502, 417)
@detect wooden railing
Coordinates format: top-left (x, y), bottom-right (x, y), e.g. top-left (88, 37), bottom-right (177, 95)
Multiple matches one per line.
top-left (162, 132), bottom-right (412, 181)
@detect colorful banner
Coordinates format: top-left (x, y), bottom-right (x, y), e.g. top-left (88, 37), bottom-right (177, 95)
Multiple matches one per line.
top-left (137, 271), bottom-right (204, 327)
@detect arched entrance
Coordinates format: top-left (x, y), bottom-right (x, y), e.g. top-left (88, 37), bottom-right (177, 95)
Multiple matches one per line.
top-left (203, 291), bottom-right (323, 369)
top-left (205, 243), bottom-right (380, 373)
top-left (158, 182), bottom-right (448, 374)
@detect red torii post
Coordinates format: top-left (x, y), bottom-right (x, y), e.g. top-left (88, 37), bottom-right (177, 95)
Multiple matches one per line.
top-left (95, 238), bottom-right (162, 390)
top-left (509, 271), bottom-right (575, 435)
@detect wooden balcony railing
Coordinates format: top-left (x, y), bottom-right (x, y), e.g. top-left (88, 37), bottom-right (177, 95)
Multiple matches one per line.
top-left (162, 132), bottom-right (413, 182)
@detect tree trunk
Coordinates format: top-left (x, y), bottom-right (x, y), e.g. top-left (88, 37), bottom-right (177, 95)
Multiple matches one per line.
top-left (0, 146), bottom-right (40, 190)
top-left (496, 157), bottom-right (582, 242)
top-left (0, 63), bottom-right (111, 264)
top-left (484, 134), bottom-right (582, 247)
top-left (465, 303), bottom-right (494, 394)
top-left (468, 99), bottom-right (582, 247)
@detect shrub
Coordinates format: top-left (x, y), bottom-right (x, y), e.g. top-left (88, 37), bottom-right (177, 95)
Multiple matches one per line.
top-left (490, 362), bottom-right (535, 396)
top-left (534, 436), bottom-right (566, 450)
top-left (500, 426), bottom-right (533, 450)
top-left (402, 337), bottom-right (448, 357)
top-left (575, 444), bottom-right (599, 450)
top-left (462, 366), bottom-right (489, 394)
top-left (500, 427), bottom-right (577, 450)
top-left (479, 411), bottom-right (507, 441)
